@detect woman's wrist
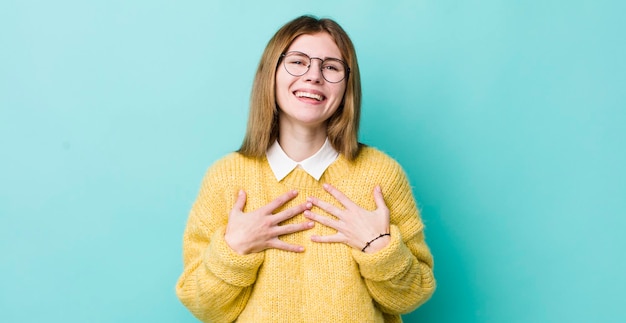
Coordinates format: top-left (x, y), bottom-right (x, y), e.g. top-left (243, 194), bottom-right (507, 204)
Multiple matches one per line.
top-left (361, 233), bottom-right (391, 253)
top-left (224, 232), bottom-right (251, 255)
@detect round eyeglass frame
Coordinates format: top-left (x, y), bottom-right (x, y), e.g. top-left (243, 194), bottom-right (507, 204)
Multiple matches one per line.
top-left (279, 51), bottom-right (351, 83)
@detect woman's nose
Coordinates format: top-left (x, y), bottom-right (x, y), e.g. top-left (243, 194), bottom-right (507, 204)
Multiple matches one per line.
top-left (303, 59), bottom-right (324, 83)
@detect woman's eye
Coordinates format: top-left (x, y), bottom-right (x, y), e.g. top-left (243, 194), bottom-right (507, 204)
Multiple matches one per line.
top-left (323, 63), bottom-right (342, 71)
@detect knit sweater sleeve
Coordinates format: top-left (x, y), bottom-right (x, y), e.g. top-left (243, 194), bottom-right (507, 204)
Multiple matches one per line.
top-left (175, 157), bottom-right (265, 322)
top-left (351, 158), bottom-right (436, 315)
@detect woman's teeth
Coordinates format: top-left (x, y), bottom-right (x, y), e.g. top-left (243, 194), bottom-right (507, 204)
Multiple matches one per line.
top-left (295, 91), bottom-right (324, 101)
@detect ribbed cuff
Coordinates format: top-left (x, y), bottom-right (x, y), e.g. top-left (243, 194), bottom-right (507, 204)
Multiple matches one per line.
top-left (351, 225), bottom-right (413, 281)
top-left (204, 226), bottom-right (265, 287)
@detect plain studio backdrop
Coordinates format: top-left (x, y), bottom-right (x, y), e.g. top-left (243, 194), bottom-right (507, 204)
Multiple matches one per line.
top-left (1, 1), bottom-right (624, 322)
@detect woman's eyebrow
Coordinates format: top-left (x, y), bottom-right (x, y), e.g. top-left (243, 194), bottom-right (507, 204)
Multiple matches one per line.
top-left (289, 50), bottom-right (343, 61)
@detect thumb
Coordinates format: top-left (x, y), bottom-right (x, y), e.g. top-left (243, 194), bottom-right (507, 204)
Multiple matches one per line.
top-left (373, 185), bottom-right (387, 210)
top-left (232, 189), bottom-right (247, 211)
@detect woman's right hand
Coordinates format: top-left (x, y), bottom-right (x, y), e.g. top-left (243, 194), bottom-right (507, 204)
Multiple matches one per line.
top-left (224, 189), bottom-right (314, 255)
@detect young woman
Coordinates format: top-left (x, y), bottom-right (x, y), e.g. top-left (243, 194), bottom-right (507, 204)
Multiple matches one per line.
top-left (176, 15), bottom-right (435, 322)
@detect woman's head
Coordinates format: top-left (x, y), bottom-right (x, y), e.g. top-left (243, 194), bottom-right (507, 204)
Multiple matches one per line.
top-left (238, 15), bottom-right (362, 160)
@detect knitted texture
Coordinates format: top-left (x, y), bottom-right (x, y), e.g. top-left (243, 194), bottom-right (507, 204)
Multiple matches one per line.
top-left (176, 147), bottom-right (436, 322)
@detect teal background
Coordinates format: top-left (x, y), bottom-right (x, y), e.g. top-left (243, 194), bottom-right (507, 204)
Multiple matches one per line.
top-left (1, 0), bottom-right (624, 322)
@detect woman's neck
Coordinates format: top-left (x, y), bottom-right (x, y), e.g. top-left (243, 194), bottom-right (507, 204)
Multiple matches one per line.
top-left (278, 123), bottom-right (327, 162)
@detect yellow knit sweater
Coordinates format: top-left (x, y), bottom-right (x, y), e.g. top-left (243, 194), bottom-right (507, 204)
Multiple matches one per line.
top-left (176, 147), bottom-right (435, 322)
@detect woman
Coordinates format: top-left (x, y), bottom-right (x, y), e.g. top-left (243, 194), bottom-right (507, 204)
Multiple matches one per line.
top-left (176, 15), bottom-right (435, 322)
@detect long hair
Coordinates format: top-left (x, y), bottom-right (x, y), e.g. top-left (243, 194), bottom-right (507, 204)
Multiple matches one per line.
top-left (237, 15), bottom-right (362, 160)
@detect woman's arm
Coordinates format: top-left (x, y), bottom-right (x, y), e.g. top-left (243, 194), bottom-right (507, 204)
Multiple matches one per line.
top-left (175, 159), bottom-right (314, 322)
top-left (175, 168), bottom-right (265, 322)
top-left (351, 164), bottom-right (436, 314)
top-left (304, 159), bottom-right (436, 314)
top-left (352, 226), bottom-right (435, 314)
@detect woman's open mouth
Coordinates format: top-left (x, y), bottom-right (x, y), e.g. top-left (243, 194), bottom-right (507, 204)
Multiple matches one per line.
top-left (294, 91), bottom-right (325, 102)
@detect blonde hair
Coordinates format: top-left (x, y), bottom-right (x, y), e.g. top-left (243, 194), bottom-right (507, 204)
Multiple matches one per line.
top-left (238, 15), bottom-right (362, 160)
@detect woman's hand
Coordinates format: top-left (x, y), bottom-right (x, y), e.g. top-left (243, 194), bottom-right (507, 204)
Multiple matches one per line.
top-left (304, 184), bottom-right (390, 253)
top-left (225, 190), bottom-right (314, 255)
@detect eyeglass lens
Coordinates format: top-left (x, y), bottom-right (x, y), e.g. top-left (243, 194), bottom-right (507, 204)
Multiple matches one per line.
top-left (283, 52), bottom-right (347, 83)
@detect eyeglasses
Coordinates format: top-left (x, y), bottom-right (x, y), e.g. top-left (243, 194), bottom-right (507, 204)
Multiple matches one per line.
top-left (280, 51), bottom-right (350, 83)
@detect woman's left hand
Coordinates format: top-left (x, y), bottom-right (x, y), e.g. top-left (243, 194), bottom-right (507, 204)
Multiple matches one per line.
top-left (304, 183), bottom-right (390, 253)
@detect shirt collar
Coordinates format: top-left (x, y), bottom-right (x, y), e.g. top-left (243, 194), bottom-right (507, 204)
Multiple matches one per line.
top-left (266, 138), bottom-right (339, 181)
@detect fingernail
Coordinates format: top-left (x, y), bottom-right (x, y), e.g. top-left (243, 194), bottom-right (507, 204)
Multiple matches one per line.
top-left (308, 222), bottom-right (314, 228)
top-left (306, 202), bottom-right (312, 208)
top-left (323, 183), bottom-right (330, 189)
top-left (238, 190), bottom-right (244, 195)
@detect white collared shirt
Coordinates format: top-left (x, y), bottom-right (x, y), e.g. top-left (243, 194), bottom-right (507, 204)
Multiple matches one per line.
top-left (266, 138), bottom-right (339, 181)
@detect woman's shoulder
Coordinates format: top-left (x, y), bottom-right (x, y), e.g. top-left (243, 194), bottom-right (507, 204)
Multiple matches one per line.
top-left (205, 152), bottom-right (265, 176)
top-left (342, 145), bottom-right (409, 183)
top-left (355, 144), bottom-right (403, 170)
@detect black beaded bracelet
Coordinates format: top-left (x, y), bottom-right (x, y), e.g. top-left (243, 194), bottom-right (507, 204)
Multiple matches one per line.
top-left (361, 233), bottom-right (391, 252)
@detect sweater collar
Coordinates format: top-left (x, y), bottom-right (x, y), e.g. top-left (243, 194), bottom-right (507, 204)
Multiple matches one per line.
top-left (266, 138), bottom-right (339, 181)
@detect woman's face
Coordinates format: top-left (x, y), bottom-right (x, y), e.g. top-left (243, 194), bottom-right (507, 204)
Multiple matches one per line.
top-left (275, 32), bottom-right (347, 130)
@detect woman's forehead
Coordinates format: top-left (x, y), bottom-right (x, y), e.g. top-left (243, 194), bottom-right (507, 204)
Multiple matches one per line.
top-left (286, 33), bottom-right (342, 59)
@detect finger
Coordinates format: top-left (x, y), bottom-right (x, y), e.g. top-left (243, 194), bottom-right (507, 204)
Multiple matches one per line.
top-left (273, 221), bottom-right (315, 236)
top-left (272, 202), bottom-right (311, 224)
top-left (268, 239), bottom-right (305, 253)
top-left (232, 189), bottom-right (247, 211)
top-left (306, 196), bottom-right (344, 218)
top-left (260, 190), bottom-right (298, 214)
top-left (304, 210), bottom-right (340, 231)
top-left (310, 233), bottom-right (344, 244)
top-left (323, 183), bottom-right (358, 210)
top-left (373, 185), bottom-right (388, 210)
